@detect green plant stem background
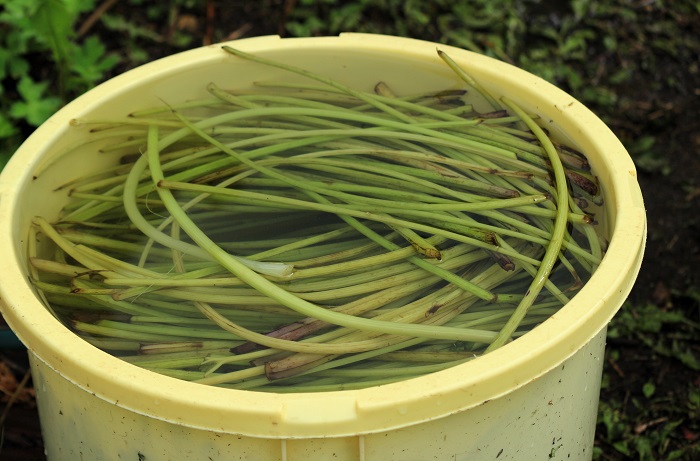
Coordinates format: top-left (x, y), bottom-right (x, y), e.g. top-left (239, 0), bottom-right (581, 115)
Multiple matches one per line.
top-left (0, 1), bottom-right (698, 460)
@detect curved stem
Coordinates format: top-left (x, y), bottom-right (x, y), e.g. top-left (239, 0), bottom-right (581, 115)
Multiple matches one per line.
top-left (486, 97), bottom-right (570, 351)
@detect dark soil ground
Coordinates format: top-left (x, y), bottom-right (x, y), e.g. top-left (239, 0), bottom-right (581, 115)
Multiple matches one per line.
top-left (1, 1), bottom-right (698, 460)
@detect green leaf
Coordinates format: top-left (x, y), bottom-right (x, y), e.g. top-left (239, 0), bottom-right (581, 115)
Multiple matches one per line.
top-left (634, 150), bottom-right (672, 176)
top-left (613, 440), bottom-right (632, 456)
top-left (634, 436), bottom-right (654, 460)
top-left (286, 16), bottom-right (326, 37)
top-left (628, 135), bottom-right (656, 155)
top-left (30, 0), bottom-right (77, 65)
top-left (0, 21), bottom-right (32, 80)
top-left (0, 48), bottom-right (8, 82)
top-left (671, 341), bottom-right (700, 371)
top-left (329, 3), bottom-right (364, 31)
top-left (571, 0), bottom-right (592, 20)
top-left (666, 450), bottom-right (689, 461)
top-left (0, 113), bottom-right (19, 139)
top-left (9, 77), bottom-right (62, 126)
top-left (70, 36), bottom-right (120, 87)
top-left (642, 381), bottom-right (656, 398)
top-left (101, 14), bottom-right (163, 42)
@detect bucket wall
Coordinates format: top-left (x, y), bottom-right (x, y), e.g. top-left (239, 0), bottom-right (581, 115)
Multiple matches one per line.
top-left (31, 328), bottom-right (606, 461)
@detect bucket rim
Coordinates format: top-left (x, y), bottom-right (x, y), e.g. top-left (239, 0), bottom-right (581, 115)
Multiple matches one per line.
top-left (0, 33), bottom-right (646, 438)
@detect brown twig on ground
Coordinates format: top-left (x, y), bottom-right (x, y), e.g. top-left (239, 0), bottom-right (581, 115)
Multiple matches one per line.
top-left (204, 0), bottom-right (215, 45)
top-left (77, 0), bottom-right (120, 38)
top-left (0, 369), bottom-right (32, 427)
top-left (224, 23), bottom-right (254, 41)
top-left (278, 0), bottom-right (297, 36)
top-left (607, 355), bottom-right (625, 378)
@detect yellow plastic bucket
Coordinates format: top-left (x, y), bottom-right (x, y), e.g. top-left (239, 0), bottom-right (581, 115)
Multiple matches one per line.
top-left (0, 34), bottom-right (645, 460)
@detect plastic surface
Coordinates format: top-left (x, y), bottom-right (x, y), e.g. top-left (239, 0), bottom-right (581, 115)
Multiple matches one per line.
top-left (29, 329), bottom-right (606, 460)
top-left (0, 34), bottom-right (646, 460)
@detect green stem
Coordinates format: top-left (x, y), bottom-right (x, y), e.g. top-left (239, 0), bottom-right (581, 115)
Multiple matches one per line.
top-left (486, 97), bottom-right (570, 351)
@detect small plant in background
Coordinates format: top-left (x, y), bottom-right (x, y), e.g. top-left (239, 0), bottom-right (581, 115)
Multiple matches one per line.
top-left (609, 302), bottom-right (699, 373)
top-left (598, 300), bottom-right (700, 460)
top-left (0, 0), bottom-right (206, 169)
top-left (0, 0), bottom-right (120, 168)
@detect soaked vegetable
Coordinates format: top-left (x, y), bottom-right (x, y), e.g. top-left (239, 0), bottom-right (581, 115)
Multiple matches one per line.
top-left (28, 46), bottom-right (605, 392)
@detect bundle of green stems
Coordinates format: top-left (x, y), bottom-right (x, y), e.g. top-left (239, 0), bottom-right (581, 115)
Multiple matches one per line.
top-left (28, 46), bottom-right (605, 392)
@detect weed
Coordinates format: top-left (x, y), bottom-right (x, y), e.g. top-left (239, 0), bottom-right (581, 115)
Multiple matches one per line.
top-left (0, 0), bottom-right (120, 167)
top-left (596, 388), bottom-right (698, 460)
top-left (0, 0), bottom-right (209, 169)
top-left (599, 299), bottom-right (700, 459)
